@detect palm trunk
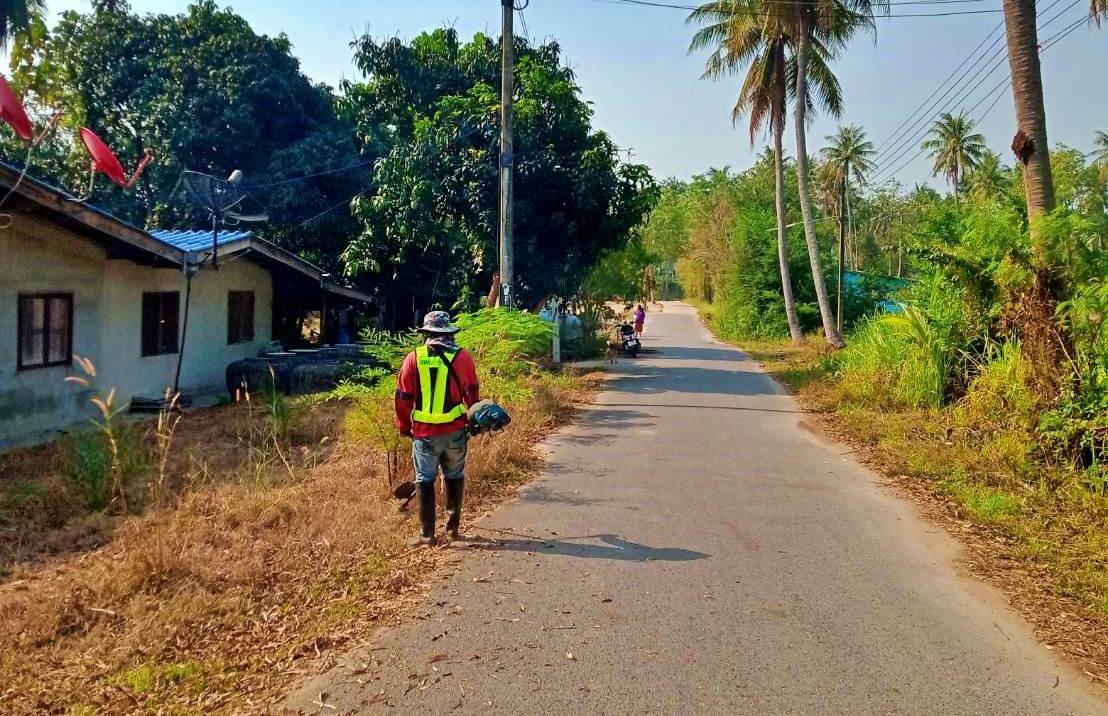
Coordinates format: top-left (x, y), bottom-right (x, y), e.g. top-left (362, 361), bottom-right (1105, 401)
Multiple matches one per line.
top-left (774, 121), bottom-right (803, 342)
top-left (845, 178), bottom-right (855, 270)
top-left (952, 162), bottom-right (960, 208)
top-left (1001, 0), bottom-right (1065, 384)
top-left (793, 26), bottom-right (842, 346)
top-left (1002, 0), bottom-right (1055, 244)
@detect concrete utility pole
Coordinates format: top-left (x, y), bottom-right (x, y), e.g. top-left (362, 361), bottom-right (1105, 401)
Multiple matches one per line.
top-left (498, 0), bottom-right (515, 309)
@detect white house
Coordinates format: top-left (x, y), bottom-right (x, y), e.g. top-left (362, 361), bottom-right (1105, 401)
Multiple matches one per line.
top-left (0, 163), bottom-right (371, 448)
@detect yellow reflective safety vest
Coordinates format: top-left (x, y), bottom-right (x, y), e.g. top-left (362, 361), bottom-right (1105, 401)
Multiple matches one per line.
top-left (412, 346), bottom-right (468, 424)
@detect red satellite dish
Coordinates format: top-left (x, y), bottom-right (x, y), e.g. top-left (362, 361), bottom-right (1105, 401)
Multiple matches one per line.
top-left (78, 128), bottom-right (153, 189)
top-left (0, 75), bottom-right (33, 141)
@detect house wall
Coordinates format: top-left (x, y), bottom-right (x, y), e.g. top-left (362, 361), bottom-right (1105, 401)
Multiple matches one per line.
top-left (0, 220), bottom-right (274, 448)
top-left (96, 256), bottom-right (273, 402)
top-left (0, 217), bottom-right (105, 445)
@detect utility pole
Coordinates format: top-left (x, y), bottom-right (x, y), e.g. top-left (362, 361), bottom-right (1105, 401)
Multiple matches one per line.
top-left (836, 179), bottom-right (845, 335)
top-left (498, 0), bottom-right (515, 309)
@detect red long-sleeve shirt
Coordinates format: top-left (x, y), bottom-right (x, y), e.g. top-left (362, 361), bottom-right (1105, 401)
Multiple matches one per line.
top-left (394, 347), bottom-right (481, 438)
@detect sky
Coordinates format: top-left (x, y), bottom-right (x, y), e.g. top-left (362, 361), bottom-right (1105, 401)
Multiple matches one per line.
top-left (33, 0), bottom-right (1108, 189)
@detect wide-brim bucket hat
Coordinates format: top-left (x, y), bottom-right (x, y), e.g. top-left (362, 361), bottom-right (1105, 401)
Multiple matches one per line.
top-left (417, 310), bottom-right (461, 334)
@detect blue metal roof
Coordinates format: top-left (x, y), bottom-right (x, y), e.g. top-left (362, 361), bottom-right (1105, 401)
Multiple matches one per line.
top-left (150, 229), bottom-right (254, 252)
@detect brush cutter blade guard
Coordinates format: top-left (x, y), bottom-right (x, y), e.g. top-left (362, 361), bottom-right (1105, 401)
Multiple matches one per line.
top-left (78, 128), bottom-right (154, 189)
top-left (0, 76), bottom-right (33, 141)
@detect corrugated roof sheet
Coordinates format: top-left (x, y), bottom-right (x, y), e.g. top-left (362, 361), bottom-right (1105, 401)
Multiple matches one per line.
top-left (150, 229), bottom-right (254, 252)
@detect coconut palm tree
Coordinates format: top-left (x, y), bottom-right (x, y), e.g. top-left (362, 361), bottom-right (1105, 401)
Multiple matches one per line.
top-left (965, 150), bottom-right (1010, 203)
top-left (790, 0), bottom-right (886, 346)
top-left (922, 112), bottom-right (986, 207)
top-left (0, 0), bottom-right (45, 48)
top-left (688, 1), bottom-right (805, 341)
top-left (1091, 130), bottom-right (1108, 166)
top-left (821, 124), bottom-right (874, 268)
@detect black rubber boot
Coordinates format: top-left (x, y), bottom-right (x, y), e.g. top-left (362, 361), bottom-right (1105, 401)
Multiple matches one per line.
top-left (444, 478), bottom-right (465, 541)
top-left (414, 481), bottom-right (436, 546)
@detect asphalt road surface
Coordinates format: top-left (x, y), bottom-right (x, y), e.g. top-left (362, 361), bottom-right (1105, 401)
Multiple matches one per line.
top-left (283, 303), bottom-right (1106, 715)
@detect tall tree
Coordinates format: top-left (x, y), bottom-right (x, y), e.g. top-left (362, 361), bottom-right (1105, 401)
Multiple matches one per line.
top-left (1000, 0), bottom-right (1055, 230)
top-left (6, 1), bottom-right (363, 275)
top-left (1091, 130), bottom-right (1108, 167)
top-left (688, 0), bottom-right (803, 342)
top-left (0, 0), bottom-right (43, 47)
top-left (965, 149), bottom-right (1011, 203)
top-left (922, 112), bottom-right (986, 207)
top-left (341, 29), bottom-right (657, 314)
top-left (821, 124), bottom-right (874, 268)
top-left (790, 0), bottom-right (885, 346)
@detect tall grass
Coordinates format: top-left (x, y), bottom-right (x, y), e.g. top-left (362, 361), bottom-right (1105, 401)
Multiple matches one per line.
top-left (838, 307), bottom-right (954, 409)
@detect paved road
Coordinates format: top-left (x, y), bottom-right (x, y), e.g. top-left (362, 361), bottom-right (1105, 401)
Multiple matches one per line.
top-left (284, 304), bottom-right (1106, 715)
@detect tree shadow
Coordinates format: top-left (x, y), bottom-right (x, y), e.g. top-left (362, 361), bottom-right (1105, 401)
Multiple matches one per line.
top-left (647, 346), bottom-right (750, 362)
top-left (605, 368), bottom-right (781, 397)
top-left (471, 532), bottom-right (709, 563)
top-left (555, 407), bottom-right (655, 445)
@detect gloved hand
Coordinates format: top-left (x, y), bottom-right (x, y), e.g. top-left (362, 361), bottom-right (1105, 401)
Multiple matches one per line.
top-left (399, 429), bottom-right (413, 438)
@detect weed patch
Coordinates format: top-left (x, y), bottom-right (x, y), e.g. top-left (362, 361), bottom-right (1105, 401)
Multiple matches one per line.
top-left (737, 333), bottom-right (1108, 685)
top-left (0, 310), bottom-right (597, 714)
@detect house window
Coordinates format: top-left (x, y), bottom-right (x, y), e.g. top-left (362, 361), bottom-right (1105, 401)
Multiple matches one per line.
top-left (141, 291), bottom-right (179, 356)
top-left (227, 291), bottom-right (255, 344)
top-left (17, 293), bottom-right (73, 370)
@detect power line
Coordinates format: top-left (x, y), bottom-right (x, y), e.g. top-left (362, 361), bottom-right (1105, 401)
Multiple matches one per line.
top-left (870, 0), bottom-right (1077, 179)
top-left (589, 0), bottom-right (1006, 16)
top-left (870, 18), bottom-right (1003, 158)
top-left (241, 158), bottom-right (376, 190)
top-left (872, 0), bottom-right (1072, 168)
top-left (871, 13), bottom-right (1090, 185)
top-left (295, 190), bottom-right (366, 228)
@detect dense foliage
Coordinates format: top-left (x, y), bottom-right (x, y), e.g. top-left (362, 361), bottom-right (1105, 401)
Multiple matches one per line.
top-left (5, 2), bottom-right (363, 273)
top-left (3, 5), bottom-right (655, 311)
top-left (339, 28), bottom-right (658, 312)
top-left (640, 158), bottom-right (870, 339)
top-left (653, 132), bottom-right (1107, 477)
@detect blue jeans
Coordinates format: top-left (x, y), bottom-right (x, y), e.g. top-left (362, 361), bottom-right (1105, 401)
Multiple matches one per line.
top-left (413, 429), bottom-right (468, 484)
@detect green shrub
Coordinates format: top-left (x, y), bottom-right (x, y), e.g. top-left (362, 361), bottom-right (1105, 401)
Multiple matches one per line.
top-left (64, 426), bottom-right (148, 511)
top-left (954, 339), bottom-right (1038, 433)
top-left (838, 307), bottom-right (954, 409)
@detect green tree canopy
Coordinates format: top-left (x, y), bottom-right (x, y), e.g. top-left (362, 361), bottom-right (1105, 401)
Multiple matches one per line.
top-left (6, 1), bottom-right (364, 272)
top-left (339, 28), bottom-right (657, 310)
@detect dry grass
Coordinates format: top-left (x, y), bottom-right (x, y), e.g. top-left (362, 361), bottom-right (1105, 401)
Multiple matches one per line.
top-left (741, 338), bottom-right (1108, 688)
top-left (0, 369), bottom-right (598, 714)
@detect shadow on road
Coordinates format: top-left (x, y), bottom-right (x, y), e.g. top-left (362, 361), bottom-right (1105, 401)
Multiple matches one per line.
top-left (645, 346), bottom-right (748, 362)
top-left (607, 368), bottom-right (778, 397)
top-left (472, 533), bottom-right (709, 563)
top-left (597, 401), bottom-right (801, 415)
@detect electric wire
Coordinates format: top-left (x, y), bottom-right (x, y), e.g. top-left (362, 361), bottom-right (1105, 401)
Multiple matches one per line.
top-left (869, 0), bottom-right (1079, 181)
top-left (589, 0), bottom-right (1007, 16)
top-left (871, 0), bottom-right (1073, 170)
top-left (870, 18), bottom-right (1003, 158)
top-left (239, 157), bottom-right (376, 190)
top-left (871, 12), bottom-right (1091, 185)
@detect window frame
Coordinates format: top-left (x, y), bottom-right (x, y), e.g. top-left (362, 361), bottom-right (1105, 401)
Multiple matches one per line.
top-left (227, 290), bottom-right (255, 345)
top-left (16, 292), bottom-right (74, 371)
top-left (141, 291), bottom-right (181, 357)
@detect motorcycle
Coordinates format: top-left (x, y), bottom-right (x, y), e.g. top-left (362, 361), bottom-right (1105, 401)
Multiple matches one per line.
top-left (619, 321), bottom-right (641, 358)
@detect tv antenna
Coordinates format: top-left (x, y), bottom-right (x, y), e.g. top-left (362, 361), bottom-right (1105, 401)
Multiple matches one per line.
top-left (178, 169), bottom-right (268, 268)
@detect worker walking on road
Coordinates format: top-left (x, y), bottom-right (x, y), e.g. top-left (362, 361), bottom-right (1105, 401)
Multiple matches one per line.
top-left (395, 311), bottom-right (481, 546)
